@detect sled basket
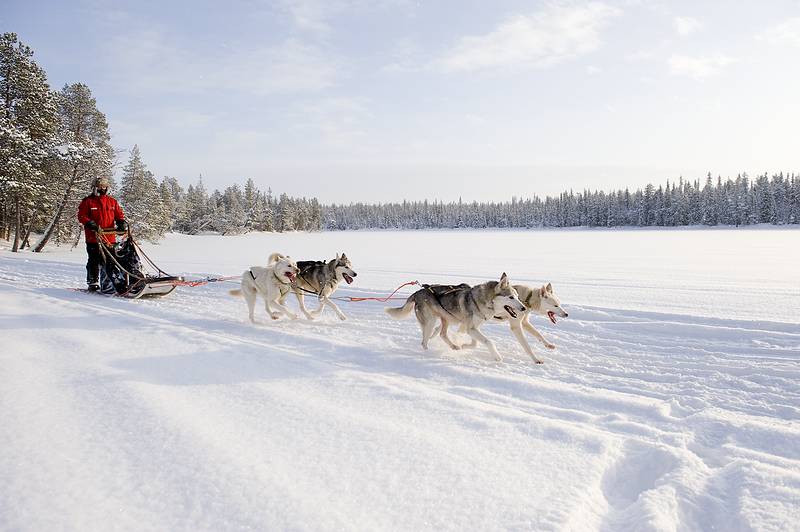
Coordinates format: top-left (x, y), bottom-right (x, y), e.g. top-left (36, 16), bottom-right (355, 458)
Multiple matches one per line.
top-left (123, 275), bottom-right (184, 299)
top-left (96, 229), bottom-right (182, 299)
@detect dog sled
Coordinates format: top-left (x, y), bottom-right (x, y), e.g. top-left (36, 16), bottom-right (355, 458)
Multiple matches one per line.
top-left (92, 229), bottom-right (183, 299)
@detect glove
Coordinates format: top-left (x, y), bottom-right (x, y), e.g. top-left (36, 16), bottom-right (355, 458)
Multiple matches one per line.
top-left (115, 219), bottom-right (127, 231)
top-left (84, 220), bottom-right (99, 231)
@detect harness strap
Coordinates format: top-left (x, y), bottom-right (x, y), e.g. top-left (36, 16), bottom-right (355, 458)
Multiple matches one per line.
top-left (423, 283), bottom-right (467, 319)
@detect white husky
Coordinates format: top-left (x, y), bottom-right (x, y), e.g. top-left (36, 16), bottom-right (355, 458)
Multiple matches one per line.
top-left (489, 283), bottom-right (569, 364)
top-left (230, 253), bottom-right (300, 323)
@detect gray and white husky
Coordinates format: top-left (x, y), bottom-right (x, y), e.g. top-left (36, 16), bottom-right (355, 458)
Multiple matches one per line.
top-left (385, 273), bottom-right (526, 361)
top-left (293, 253), bottom-right (357, 320)
top-left (487, 283), bottom-right (569, 364)
top-left (230, 252), bottom-right (300, 323)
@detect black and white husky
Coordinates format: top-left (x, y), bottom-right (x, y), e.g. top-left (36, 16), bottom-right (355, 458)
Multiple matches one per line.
top-left (292, 253), bottom-right (357, 320)
top-left (230, 252), bottom-right (300, 323)
top-left (385, 273), bottom-right (526, 361)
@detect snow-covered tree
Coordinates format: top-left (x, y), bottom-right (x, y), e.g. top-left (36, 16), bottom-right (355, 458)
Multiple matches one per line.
top-left (118, 145), bottom-right (165, 241)
top-left (0, 32), bottom-right (58, 251)
top-left (278, 193), bottom-right (294, 232)
top-left (221, 184), bottom-right (246, 234)
top-left (33, 83), bottom-right (113, 252)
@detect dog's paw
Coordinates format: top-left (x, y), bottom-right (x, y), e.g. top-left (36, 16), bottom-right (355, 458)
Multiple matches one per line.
top-left (288, 313), bottom-right (299, 320)
top-left (337, 314), bottom-right (347, 321)
top-left (534, 358), bottom-right (544, 364)
top-left (304, 314), bottom-right (315, 321)
top-left (450, 345), bottom-right (461, 351)
top-left (271, 313), bottom-right (280, 320)
top-left (545, 343), bottom-right (556, 350)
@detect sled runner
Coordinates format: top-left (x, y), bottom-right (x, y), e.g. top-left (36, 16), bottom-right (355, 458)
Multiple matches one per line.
top-left (93, 229), bottom-right (183, 299)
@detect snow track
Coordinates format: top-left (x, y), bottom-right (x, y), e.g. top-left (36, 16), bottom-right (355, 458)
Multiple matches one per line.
top-left (1, 231), bottom-right (799, 531)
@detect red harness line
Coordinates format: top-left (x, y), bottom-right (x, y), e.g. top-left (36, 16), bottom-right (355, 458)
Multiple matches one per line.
top-left (171, 278), bottom-right (420, 304)
top-left (170, 276), bottom-right (241, 287)
top-left (341, 280), bottom-right (420, 302)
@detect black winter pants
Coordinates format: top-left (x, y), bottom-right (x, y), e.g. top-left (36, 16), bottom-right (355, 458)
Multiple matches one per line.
top-left (85, 242), bottom-right (103, 285)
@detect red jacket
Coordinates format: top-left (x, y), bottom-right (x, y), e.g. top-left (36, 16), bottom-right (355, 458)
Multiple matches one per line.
top-left (77, 194), bottom-right (125, 244)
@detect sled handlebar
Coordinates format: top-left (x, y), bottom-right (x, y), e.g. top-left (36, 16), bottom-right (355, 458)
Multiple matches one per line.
top-left (95, 229), bottom-right (129, 236)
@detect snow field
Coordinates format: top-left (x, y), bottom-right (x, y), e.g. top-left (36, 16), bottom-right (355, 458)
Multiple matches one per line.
top-left (1, 229), bottom-right (799, 531)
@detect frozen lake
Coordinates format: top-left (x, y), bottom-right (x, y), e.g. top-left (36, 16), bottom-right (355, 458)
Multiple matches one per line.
top-left (2, 227), bottom-right (799, 531)
top-left (141, 227), bottom-right (800, 323)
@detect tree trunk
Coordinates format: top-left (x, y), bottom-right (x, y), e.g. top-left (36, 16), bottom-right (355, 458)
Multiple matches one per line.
top-left (34, 170), bottom-right (78, 252)
top-left (0, 203), bottom-right (7, 240)
top-left (12, 195), bottom-right (20, 252)
top-left (71, 227), bottom-right (82, 249)
top-left (21, 217), bottom-right (33, 249)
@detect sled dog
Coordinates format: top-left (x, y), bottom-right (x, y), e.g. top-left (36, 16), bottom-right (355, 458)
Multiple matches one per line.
top-left (488, 283), bottom-right (569, 364)
top-left (385, 273), bottom-right (526, 361)
top-left (292, 253), bottom-right (357, 320)
top-left (230, 252), bottom-right (300, 322)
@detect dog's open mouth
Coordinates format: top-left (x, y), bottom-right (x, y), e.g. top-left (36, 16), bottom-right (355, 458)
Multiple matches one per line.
top-left (286, 272), bottom-right (296, 282)
top-left (547, 311), bottom-right (557, 324)
top-left (343, 273), bottom-right (354, 284)
top-left (504, 305), bottom-right (518, 319)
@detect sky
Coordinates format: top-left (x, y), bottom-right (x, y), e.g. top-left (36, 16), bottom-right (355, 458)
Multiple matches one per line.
top-left (3, 0), bottom-right (800, 202)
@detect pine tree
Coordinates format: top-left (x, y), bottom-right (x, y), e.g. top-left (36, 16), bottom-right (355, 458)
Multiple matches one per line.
top-left (181, 176), bottom-right (210, 234)
top-left (0, 33), bottom-right (58, 251)
top-left (243, 178), bottom-right (259, 231)
top-left (221, 184), bottom-right (246, 234)
top-left (753, 174), bottom-right (774, 223)
top-left (158, 178), bottom-right (176, 233)
top-left (33, 83), bottom-right (113, 251)
top-left (256, 191), bottom-right (274, 231)
top-left (278, 193), bottom-right (294, 232)
top-left (118, 145), bottom-right (165, 241)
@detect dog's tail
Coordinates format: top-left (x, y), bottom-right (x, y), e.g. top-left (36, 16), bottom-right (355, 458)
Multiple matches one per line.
top-left (229, 289), bottom-right (243, 297)
top-left (268, 252), bottom-right (286, 264)
top-left (385, 296), bottom-right (415, 319)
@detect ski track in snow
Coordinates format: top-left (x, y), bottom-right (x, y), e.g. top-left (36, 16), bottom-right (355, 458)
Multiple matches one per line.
top-left (1, 233), bottom-right (800, 531)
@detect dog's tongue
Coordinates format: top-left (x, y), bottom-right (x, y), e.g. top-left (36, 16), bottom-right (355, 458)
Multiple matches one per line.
top-left (344, 273), bottom-right (353, 284)
top-left (287, 272), bottom-right (296, 282)
top-left (548, 311), bottom-right (557, 324)
top-left (504, 305), bottom-right (517, 319)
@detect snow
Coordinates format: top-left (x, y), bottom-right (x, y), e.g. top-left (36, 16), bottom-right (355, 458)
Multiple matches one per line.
top-left (1, 228), bottom-right (799, 531)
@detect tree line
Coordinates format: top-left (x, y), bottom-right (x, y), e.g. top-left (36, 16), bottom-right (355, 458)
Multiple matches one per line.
top-left (322, 173), bottom-right (800, 230)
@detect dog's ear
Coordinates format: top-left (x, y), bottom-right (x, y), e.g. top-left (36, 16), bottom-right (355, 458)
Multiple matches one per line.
top-left (499, 272), bottom-right (509, 288)
top-left (341, 252), bottom-right (347, 260)
top-left (546, 282), bottom-right (553, 293)
top-left (335, 253), bottom-right (340, 261)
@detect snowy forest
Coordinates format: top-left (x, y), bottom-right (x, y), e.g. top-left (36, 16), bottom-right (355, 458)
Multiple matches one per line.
top-left (2, 32), bottom-right (798, 253)
top-left (324, 172), bottom-right (800, 230)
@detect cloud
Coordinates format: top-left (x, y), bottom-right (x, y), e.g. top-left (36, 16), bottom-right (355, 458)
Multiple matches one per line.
top-left (287, 97), bottom-right (374, 152)
top-left (673, 16), bottom-right (702, 37)
top-left (668, 54), bottom-right (734, 79)
top-left (757, 17), bottom-right (800, 47)
top-left (280, 0), bottom-right (415, 35)
top-left (281, 0), bottom-right (332, 34)
top-left (106, 32), bottom-right (340, 96)
top-left (438, 2), bottom-right (620, 72)
top-left (381, 37), bottom-right (425, 74)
